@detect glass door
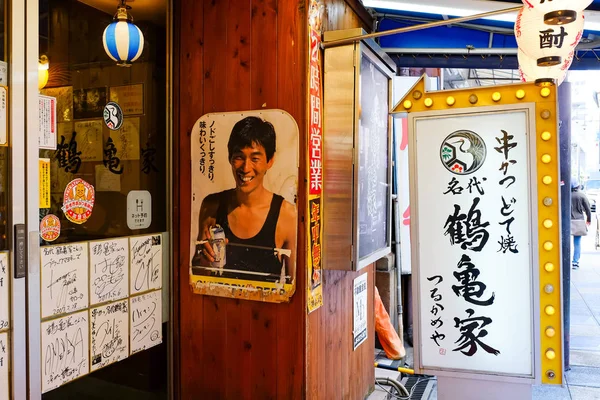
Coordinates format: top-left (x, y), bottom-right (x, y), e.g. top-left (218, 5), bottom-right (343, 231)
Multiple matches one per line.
top-left (5, 0), bottom-right (172, 398)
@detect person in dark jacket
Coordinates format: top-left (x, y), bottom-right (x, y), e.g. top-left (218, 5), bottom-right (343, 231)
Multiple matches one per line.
top-left (571, 179), bottom-right (592, 269)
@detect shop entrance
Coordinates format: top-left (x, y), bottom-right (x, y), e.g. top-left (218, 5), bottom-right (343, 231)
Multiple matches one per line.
top-left (3, 0), bottom-right (171, 398)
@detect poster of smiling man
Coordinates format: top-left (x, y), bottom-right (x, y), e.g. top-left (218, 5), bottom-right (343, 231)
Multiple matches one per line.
top-left (189, 110), bottom-right (299, 303)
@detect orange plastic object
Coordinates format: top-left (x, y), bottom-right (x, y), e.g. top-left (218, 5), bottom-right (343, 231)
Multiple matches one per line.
top-left (375, 286), bottom-right (406, 360)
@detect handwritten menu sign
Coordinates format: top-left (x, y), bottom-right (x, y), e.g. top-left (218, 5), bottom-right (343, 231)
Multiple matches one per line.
top-left (90, 239), bottom-right (129, 305)
top-left (0, 253), bottom-right (8, 331)
top-left (0, 331), bottom-right (8, 400)
top-left (39, 94), bottom-right (57, 150)
top-left (41, 311), bottom-right (89, 393)
top-left (130, 235), bottom-right (162, 295)
top-left (41, 243), bottom-right (89, 318)
top-left (90, 300), bottom-right (129, 371)
top-left (130, 290), bottom-right (162, 354)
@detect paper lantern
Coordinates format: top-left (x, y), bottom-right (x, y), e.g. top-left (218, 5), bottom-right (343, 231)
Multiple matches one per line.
top-left (518, 49), bottom-right (569, 86)
top-left (102, 5), bottom-right (144, 67)
top-left (515, 7), bottom-right (583, 66)
top-left (522, 0), bottom-right (592, 24)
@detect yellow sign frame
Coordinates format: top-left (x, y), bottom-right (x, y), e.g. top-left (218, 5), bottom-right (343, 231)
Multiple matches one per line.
top-left (394, 76), bottom-right (562, 385)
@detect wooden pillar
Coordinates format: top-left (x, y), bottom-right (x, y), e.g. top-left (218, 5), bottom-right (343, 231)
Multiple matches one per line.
top-left (173, 1), bottom-right (375, 398)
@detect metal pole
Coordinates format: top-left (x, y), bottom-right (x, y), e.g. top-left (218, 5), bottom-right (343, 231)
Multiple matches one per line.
top-left (558, 82), bottom-right (572, 371)
top-left (321, 6), bottom-right (522, 49)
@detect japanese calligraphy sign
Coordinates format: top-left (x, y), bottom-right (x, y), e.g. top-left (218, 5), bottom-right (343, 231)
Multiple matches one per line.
top-left (396, 77), bottom-right (563, 385)
top-left (0, 86), bottom-right (6, 147)
top-left (189, 110), bottom-right (299, 303)
top-left (307, 0), bottom-right (324, 313)
top-left (0, 331), bottom-right (9, 400)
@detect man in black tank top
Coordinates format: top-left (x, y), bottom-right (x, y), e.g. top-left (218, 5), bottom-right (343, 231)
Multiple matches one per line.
top-left (191, 116), bottom-right (297, 284)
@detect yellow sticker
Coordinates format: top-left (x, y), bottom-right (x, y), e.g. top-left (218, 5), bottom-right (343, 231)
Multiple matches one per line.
top-left (39, 158), bottom-right (51, 208)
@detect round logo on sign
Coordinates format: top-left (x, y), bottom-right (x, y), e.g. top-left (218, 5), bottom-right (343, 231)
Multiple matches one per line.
top-left (62, 178), bottom-right (95, 224)
top-left (103, 101), bottom-right (123, 130)
top-left (40, 214), bottom-right (61, 242)
top-left (440, 130), bottom-right (487, 175)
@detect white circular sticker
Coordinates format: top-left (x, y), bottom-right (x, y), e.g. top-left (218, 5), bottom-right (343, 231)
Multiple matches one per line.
top-left (103, 101), bottom-right (124, 130)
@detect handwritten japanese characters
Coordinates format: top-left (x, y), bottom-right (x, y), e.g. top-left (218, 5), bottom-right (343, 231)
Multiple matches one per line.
top-left (130, 290), bottom-right (162, 354)
top-left (198, 121), bottom-right (216, 182)
top-left (90, 239), bottom-right (129, 305)
top-left (41, 311), bottom-right (89, 393)
top-left (0, 253), bottom-right (8, 331)
top-left (90, 300), bottom-right (129, 371)
top-left (41, 243), bottom-right (89, 318)
top-left (413, 111), bottom-right (533, 376)
top-left (130, 235), bottom-right (162, 295)
top-left (0, 332), bottom-right (8, 400)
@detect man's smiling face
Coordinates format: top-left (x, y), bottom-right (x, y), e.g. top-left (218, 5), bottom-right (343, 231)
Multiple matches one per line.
top-left (230, 142), bottom-right (274, 194)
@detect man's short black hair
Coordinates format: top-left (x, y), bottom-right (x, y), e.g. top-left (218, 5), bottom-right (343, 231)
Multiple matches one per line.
top-left (228, 116), bottom-right (276, 162)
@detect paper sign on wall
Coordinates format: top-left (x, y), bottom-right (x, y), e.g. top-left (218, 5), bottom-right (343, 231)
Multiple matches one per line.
top-left (127, 190), bottom-right (152, 230)
top-left (0, 331), bottom-right (8, 400)
top-left (130, 235), bottom-right (162, 295)
top-left (90, 238), bottom-right (129, 305)
top-left (95, 164), bottom-right (121, 192)
top-left (0, 87), bottom-right (7, 147)
top-left (39, 94), bottom-right (57, 150)
top-left (130, 290), bottom-right (162, 354)
top-left (40, 243), bottom-right (89, 318)
top-left (75, 120), bottom-right (103, 162)
top-left (41, 311), bottom-right (89, 393)
top-left (90, 300), bottom-right (129, 371)
top-left (0, 253), bottom-right (8, 331)
top-left (39, 158), bottom-right (51, 208)
top-left (353, 273), bottom-right (368, 350)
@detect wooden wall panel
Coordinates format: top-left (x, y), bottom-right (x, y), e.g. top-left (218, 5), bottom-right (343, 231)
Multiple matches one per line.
top-left (306, 1), bottom-right (376, 400)
top-left (175, 0), bottom-right (306, 399)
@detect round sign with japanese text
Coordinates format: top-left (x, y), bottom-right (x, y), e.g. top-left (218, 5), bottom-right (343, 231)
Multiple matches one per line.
top-left (62, 178), bottom-right (95, 224)
top-left (440, 130), bottom-right (487, 175)
top-left (103, 101), bottom-right (124, 130)
top-left (40, 214), bottom-right (61, 242)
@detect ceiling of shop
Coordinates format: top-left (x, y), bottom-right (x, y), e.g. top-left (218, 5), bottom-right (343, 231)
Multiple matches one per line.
top-left (78, 0), bottom-right (166, 24)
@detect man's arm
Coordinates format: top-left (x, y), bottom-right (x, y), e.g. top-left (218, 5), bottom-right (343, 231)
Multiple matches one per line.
top-left (192, 194), bottom-right (220, 267)
top-left (583, 194), bottom-right (592, 224)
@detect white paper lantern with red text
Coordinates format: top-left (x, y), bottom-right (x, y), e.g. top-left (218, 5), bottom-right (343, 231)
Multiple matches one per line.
top-left (518, 48), bottom-right (569, 85)
top-left (515, 7), bottom-right (583, 66)
top-left (522, 0), bottom-right (591, 25)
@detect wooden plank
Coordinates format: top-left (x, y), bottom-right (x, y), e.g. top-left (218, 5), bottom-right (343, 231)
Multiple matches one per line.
top-left (223, 3), bottom-right (253, 398)
top-left (199, 0), bottom-right (230, 397)
top-left (177, 0), bottom-right (205, 398)
top-left (276, 0), bottom-right (306, 398)
top-left (251, 0), bottom-right (278, 109)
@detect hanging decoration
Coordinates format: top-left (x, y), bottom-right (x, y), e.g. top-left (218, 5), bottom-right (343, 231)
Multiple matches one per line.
top-left (102, 0), bottom-right (144, 67)
top-left (515, 1), bottom-right (590, 85)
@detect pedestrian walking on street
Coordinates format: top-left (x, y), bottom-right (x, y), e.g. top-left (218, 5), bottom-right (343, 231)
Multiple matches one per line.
top-left (571, 178), bottom-right (592, 269)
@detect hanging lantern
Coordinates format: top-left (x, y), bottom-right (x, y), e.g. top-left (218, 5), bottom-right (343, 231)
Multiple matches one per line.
top-left (102, 1), bottom-right (144, 67)
top-left (515, 7), bottom-right (583, 67)
top-left (522, 0), bottom-right (592, 24)
top-left (518, 49), bottom-right (569, 86)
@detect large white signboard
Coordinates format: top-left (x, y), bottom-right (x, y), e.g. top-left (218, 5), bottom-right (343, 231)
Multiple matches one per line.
top-left (90, 300), bottom-right (129, 371)
top-left (412, 109), bottom-right (534, 377)
top-left (41, 311), bottom-right (89, 393)
top-left (0, 253), bottom-right (8, 330)
top-left (130, 290), bottom-right (162, 354)
top-left (130, 235), bottom-right (162, 295)
top-left (90, 239), bottom-right (129, 305)
top-left (41, 243), bottom-right (89, 318)
top-left (0, 331), bottom-right (8, 400)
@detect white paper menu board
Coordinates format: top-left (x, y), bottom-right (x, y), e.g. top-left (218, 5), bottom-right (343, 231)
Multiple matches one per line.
top-left (39, 94), bottom-right (57, 150)
top-left (0, 331), bottom-right (8, 400)
top-left (41, 311), bottom-right (89, 393)
top-left (130, 290), bottom-right (162, 354)
top-left (0, 87), bottom-right (7, 146)
top-left (41, 243), bottom-right (89, 318)
top-left (0, 253), bottom-right (8, 331)
top-left (130, 235), bottom-right (162, 295)
top-left (90, 300), bottom-right (129, 372)
top-left (90, 239), bottom-right (129, 305)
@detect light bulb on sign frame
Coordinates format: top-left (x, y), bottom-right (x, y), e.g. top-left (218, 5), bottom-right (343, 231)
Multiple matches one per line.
top-left (102, 0), bottom-right (144, 67)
